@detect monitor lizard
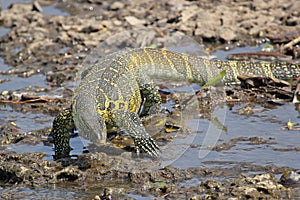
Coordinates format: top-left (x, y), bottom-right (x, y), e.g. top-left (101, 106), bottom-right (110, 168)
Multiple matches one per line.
top-left (51, 48), bottom-right (300, 159)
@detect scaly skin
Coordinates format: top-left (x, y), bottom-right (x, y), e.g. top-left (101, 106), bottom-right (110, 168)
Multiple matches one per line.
top-left (51, 108), bottom-right (74, 159)
top-left (51, 48), bottom-right (300, 159)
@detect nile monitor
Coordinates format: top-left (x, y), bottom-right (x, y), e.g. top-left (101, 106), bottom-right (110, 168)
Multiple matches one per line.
top-left (51, 48), bottom-right (300, 159)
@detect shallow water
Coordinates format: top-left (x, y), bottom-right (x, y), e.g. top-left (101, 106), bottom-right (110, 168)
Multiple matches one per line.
top-left (167, 104), bottom-right (300, 169)
top-left (1, 37), bottom-right (300, 198)
top-left (0, 0), bottom-right (68, 16)
top-left (0, 186), bottom-right (88, 199)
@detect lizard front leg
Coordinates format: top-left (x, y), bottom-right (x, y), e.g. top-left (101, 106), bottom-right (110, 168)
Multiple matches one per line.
top-left (113, 110), bottom-right (160, 157)
top-left (51, 108), bottom-right (75, 159)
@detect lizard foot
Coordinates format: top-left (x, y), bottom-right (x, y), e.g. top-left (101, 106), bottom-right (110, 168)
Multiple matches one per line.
top-left (134, 137), bottom-right (160, 157)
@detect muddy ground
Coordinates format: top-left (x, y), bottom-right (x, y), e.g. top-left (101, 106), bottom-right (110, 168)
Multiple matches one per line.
top-left (0, 0), bottom-right (300, 199)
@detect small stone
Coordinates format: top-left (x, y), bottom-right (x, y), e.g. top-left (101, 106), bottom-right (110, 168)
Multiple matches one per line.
top-left (109, 2), bottom-right (124, 11)
top-left (94, 195), bottom-right (100, 200)
top-left (219, 28), bottom-right (237, 41)
top-left (124, 16), bottom-right (146, 26)
top-left (113, 20), bottom-right (122, 26)
top-left (32, 1), bottom-right (43, 13)
top-left (2, 90), bottom-right (9, 95)
top-left (194, 28), bottom-right (215, 39)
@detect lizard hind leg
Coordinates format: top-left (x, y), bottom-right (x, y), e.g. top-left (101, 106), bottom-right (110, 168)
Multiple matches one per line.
top-left (138, 83), bottom-right (162, 117)
top-left (113, 109), bottom-right (160, 157)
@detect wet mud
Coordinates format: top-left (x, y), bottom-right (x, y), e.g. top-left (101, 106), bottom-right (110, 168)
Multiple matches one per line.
top-left (0, 0), bottom-right (300, 199)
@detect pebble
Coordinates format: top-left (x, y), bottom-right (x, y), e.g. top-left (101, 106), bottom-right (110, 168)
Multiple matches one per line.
top-left (109, 2), bottom-right (124, 10)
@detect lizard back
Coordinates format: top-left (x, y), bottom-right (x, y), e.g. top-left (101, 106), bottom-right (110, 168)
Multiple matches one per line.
top-left (70, 48), bottom-right (300, 152)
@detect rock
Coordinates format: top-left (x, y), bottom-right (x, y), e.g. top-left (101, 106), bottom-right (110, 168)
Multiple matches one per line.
top-left (32, 1), bottom-right (43, 12)
top-left (219, 27), bottom-right (237, 41)
top-left (54, 166), bottom-right (82, 182)
top-left (124, 16), bottom-right (146, 26)
top-left (230, 173), bottom-right (286, 199)
top-left (109, 2), bottom-right (124, 11)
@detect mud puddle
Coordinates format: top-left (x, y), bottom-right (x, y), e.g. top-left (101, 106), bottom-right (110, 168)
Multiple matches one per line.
top-left (169, 104), bottom-right (300, 169)
top-left (0, 186), bottom-right (88, 200)
top-left (1, 45), bottom-right (299, 199)
top-left (0, 27), bottom-right (10, 37)
top-left (1, 0), bottom-right (68, 16)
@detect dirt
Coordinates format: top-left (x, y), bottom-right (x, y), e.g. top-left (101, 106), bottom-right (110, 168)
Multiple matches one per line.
top-left (0, 0), bottom-right (300, 199)
top-left (0, 150), bottom-right (294, 199)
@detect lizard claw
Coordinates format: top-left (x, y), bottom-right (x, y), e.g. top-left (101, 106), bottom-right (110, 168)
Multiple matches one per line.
top-left (134, 137), bottom-right (160, 157)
